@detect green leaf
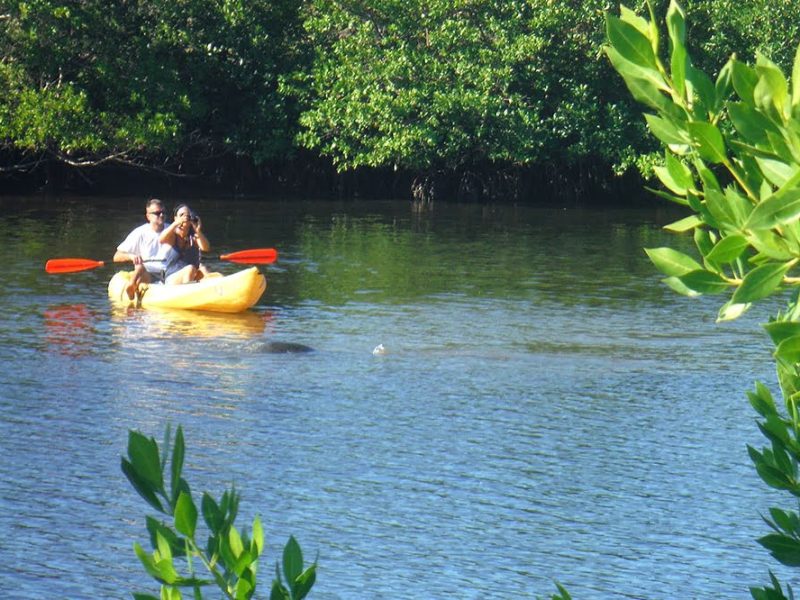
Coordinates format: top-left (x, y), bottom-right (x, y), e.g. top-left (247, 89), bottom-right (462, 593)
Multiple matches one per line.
top-left (202, 493), bottom-right (224, 533)
top-left (645, 247), bottom-right (703, 276)
top-left (745, 188), bottom-right (800, 229)
top-left (732, 262), bottom-right (790, 303)
top-left (171, 426), bottom-right (185, 505)
top-left (717, 299), bottom-right (750, 322)
top-left (134, 542), bottom-right (164, 581)
top-left (283, 536), bottom-right (304, 594)
top-left (606, 15), bottom-right (659, 70)
top-left (747, 382), bottom-right (778, 417)
top-left (234, 576), bottom-right (254, 600)
top-left (793, 42), bottom-right (800, 115)
top-left (758, 534), bottom-right (800, 566)
top-left (644, 113), bottom-right (690, 145)
top-left (675, 269), bottom-right (730, 294)
top-left (705, 234), bottom-right (748, 264)
top-left (605, 46), bottom-right (670, 93)
top-left (229, 525), bottom-right (245, 558)
top-left (687, 121), bottom-right (727, 163)
top-left (768, 508), bottom-right (800, 535)
top-left (146, 516), bottom-right (185, 557)
top-left (654, 151), bottom-right (693, 195)
top-left (174, 491), bottom-right (198, 538)
top-left (686, 65), bottom-right (716, 118)
top-left (664, 214), bottom-right (702, 232)
top-left (122, 458), bottom-right (165, 513)
top-left (755, 53), bottom-right (790, 118)
top-left (732, 60), bottom-right (759, 102)
top-left (662, 276), bottom-right (699, 296)
top-left (270, 580), bottom-right (291, 600)
top-left (728, 102), bottom-right (776, 145)
top-left (293, 565), bottom-right (317, 600)
top-left (666, 0), bottom-right (686, 99)
top-left (756, 158), bottom-right (799, 188)
top-left (619, 5), bottom-right (650, 35)
top-left (764, 321), bottom-right (800, 345)
top-left (127, 431), bottom-right (165, 492)
top-left (775, 334), bottom-right (800, 364)
top-left (252, 516), bottom-right (264, 557)
top-left (715, 57), bottom-right (734, 113)
top-left (704, 188), bottom-right (744, 229)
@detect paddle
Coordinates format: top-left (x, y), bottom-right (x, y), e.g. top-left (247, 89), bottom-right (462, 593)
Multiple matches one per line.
top-left (45, 247), bottom-right (278, 274)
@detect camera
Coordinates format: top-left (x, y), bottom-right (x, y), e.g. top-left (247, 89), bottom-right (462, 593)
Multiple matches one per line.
top-left (190, 213), bottom-right (199, 224)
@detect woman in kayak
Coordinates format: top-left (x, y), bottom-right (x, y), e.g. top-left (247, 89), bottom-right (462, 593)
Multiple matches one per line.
top-left (160, 203), bottom-right (211, 284)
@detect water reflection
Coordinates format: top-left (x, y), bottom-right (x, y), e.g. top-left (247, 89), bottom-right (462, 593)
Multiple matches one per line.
top-left (42, 303), bottom-right (101, 357)
top-left (109, 306), bottom-right (272, 340)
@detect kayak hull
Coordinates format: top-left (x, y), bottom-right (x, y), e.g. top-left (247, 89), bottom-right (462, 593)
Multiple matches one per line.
top-left (108, 267), bottom-right (266, 313)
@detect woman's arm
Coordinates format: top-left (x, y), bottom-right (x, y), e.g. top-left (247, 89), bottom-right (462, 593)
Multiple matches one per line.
top-left (159, 221), bottom-right (180, 245)
top-left (193, 217), bottom-right (211, 251)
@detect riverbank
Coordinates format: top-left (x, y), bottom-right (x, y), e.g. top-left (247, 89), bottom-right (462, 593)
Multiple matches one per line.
top-left (1, 153), bottom-right (652, 206)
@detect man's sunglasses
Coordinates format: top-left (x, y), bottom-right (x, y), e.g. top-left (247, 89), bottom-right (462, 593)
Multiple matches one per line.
top-left (148, 210), bottom-right (165, 216)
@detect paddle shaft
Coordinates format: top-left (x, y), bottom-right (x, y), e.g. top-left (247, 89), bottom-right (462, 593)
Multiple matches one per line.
top-left (45, 248), bottom-right (278, 274)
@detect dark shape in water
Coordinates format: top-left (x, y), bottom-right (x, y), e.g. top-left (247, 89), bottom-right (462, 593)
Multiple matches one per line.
top-left (259, 341), bottom-right (315, 354)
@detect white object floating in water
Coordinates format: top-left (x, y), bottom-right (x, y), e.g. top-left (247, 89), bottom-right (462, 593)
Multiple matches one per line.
top-left (372, 343), bottom-right (386, 356)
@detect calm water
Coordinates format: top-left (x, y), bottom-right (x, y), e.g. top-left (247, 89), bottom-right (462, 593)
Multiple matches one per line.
top-left (0, 196), bottom-right (795, 598)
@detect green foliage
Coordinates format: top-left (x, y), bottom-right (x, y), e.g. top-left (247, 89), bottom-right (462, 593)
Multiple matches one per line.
top-left (606, 0), bottom-right (800, 596)
top-left (122, 425), bottom-right (316, 599)
top-left (291, 0), bottom-right (646, 172)
top-left (0, 0), bottom-right (302, 164)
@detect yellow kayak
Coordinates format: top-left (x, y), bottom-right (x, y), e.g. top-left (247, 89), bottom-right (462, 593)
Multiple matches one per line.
top-left (108, 267), bottom-right (266, 313)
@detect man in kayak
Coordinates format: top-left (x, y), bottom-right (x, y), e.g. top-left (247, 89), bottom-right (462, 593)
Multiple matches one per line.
top-left (113, 198), bottom-right (171, 299)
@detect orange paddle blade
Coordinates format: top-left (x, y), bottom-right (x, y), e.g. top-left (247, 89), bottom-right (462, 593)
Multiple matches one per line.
top-left (45, 258), bottom-right (105, 274)
top-left (219, 248), bottom-right (278, 264)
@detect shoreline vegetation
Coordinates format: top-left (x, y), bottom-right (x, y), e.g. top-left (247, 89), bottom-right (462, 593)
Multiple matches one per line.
top-left (2, 1), bottom-right (799, 203)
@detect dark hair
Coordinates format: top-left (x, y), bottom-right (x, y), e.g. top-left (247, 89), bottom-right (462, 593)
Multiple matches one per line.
top-left (173, 203), bottom-right (192, 219)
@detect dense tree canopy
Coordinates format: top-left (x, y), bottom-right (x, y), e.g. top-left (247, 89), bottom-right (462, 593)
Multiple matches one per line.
top-left (1, 0), bottom-right (800, 196)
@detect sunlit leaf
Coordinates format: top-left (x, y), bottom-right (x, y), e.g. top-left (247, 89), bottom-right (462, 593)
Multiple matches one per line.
top-left (732, 60), bottom-right (759, 102)
top-left (252, 516), bottom-right (264, 557)
top-left (174, 491), bottom-right (198, 539)
top-left (606, 15), bottom-right (659, 70)
top-left (687, 121), bottom-right (727, 163)
top-left (666, 0), bottom-right (686, 99)
top-left (664, 214), bottom-right (702, 232)
top-left (645, 113), bottom-right (690, 145)
top-left (756, 158), bottom-right (799, 188)
top-left (764, 321), bottom-right (800, 346)
top-left (705, 234), bottom-right (749, 264)
top-left (732, 262), bottom-right (790, 303)
top-left (775, 334), bottom-right (800, 364)
top-left (745, 188), bottom-right (800, 230)
top-left (717, 299), bottom-right (750, 322)
top-left (645, 247), bottom-right (703, 276)
top-left (675, 269), bottom-right (730, 294)
top-left (293, 565), bottom-right (317, 600)
top-left (728, 102), bottom-right (776, 145)
top-left (793, 42), bottom-right (800, 115)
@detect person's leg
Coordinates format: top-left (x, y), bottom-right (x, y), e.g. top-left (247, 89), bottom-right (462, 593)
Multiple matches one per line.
top-left (166, 265), bottom-right (196, 285)
top-left (126, 265), bottom-right (152, 299)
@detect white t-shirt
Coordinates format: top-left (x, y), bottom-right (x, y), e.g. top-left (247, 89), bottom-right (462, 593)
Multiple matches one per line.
top-left (117, 223), bottom-right (171, 274)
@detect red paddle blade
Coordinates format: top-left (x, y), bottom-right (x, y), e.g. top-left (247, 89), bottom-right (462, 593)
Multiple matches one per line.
top-left (219, 248), bottom-right (278, 264)
top-left (45, 258), bottom-right (105, 274)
